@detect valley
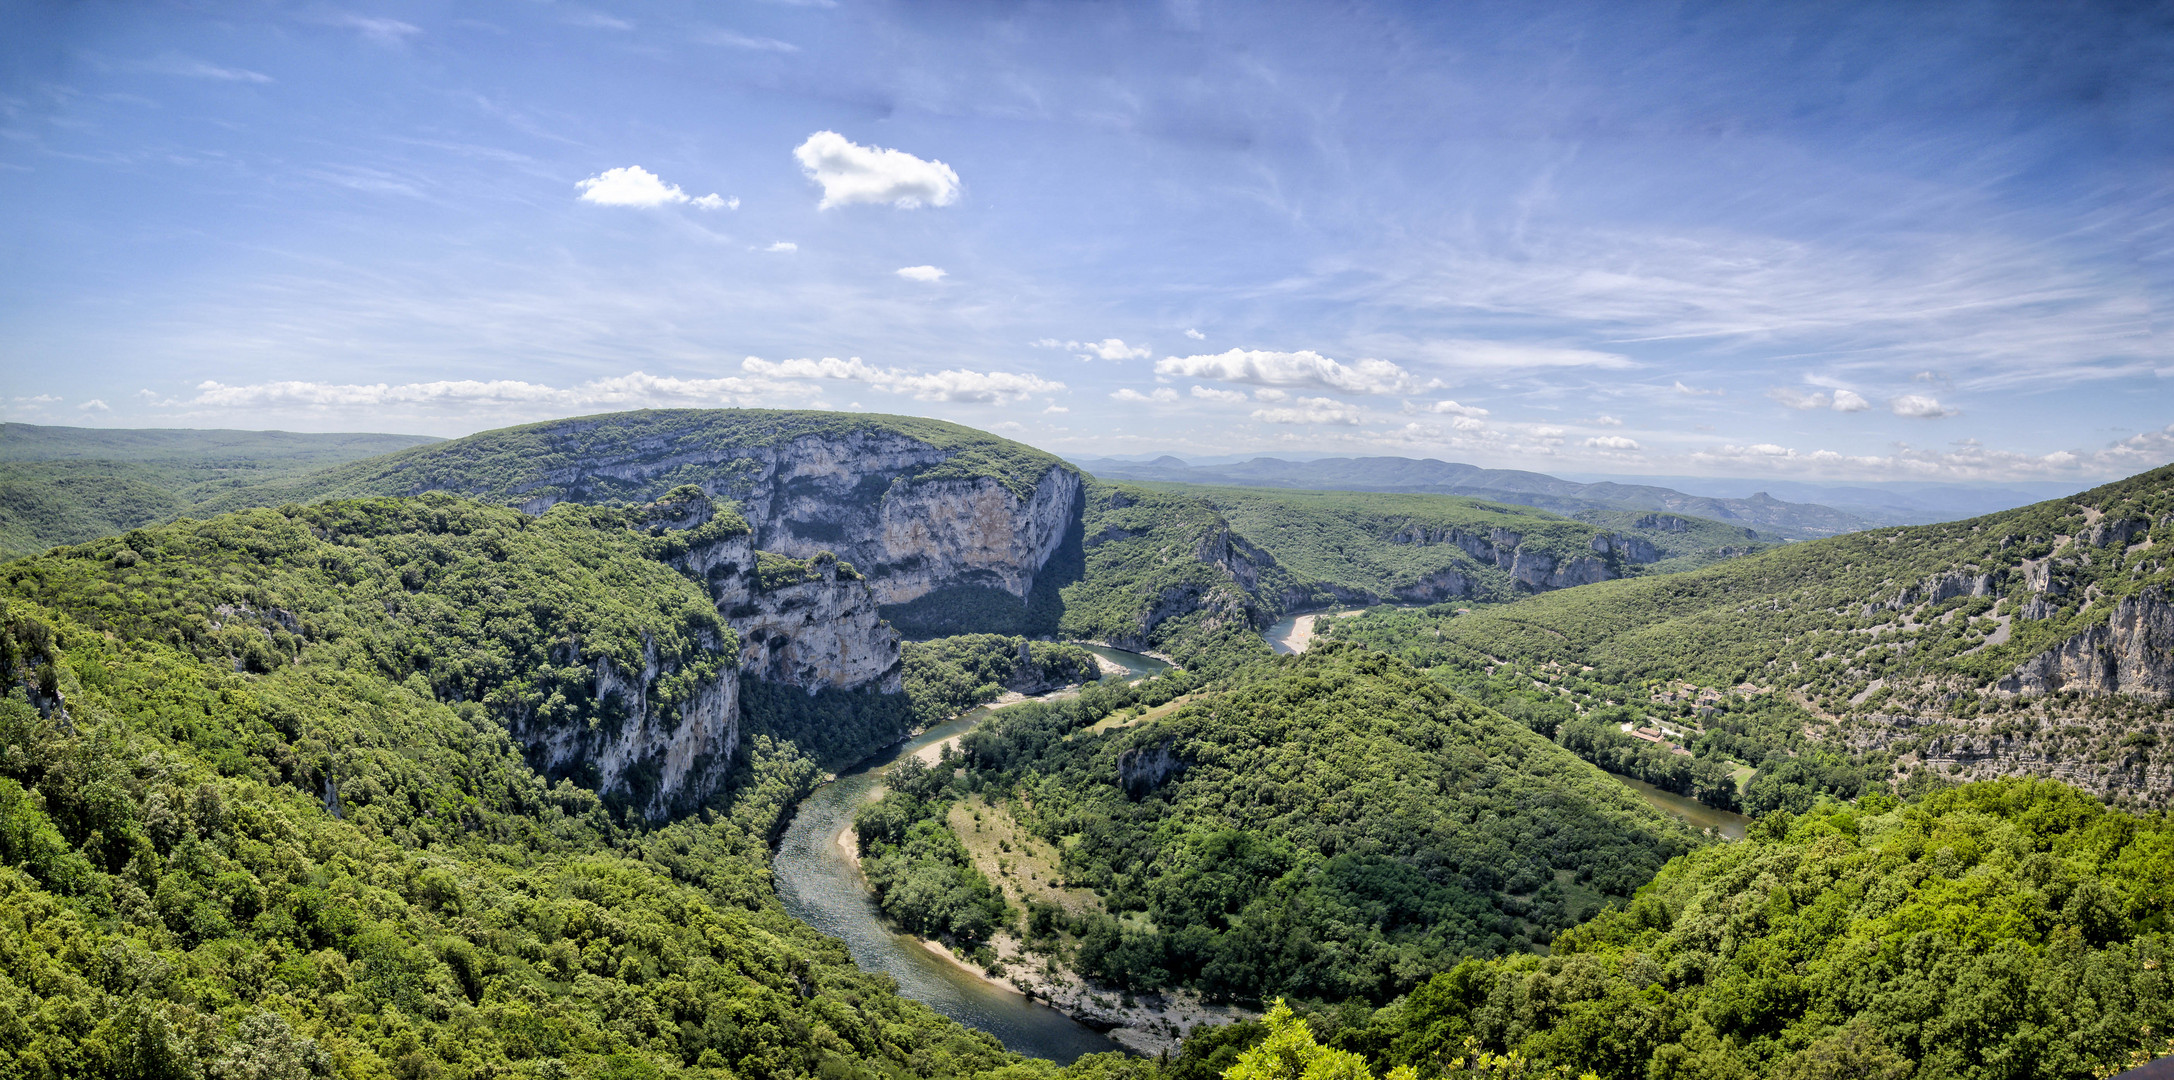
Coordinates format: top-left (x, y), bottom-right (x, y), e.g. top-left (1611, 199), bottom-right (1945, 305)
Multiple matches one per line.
top-left (0, 408), bottom-right (2170, 1080)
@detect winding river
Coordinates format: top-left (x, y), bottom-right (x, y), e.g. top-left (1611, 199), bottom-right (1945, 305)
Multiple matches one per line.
top-left (772, 645), bottom-right (1170, 1064)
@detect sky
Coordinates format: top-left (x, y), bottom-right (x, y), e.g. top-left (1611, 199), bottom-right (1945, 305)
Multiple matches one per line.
top-left (3, 0), bottom-right (2171, 484)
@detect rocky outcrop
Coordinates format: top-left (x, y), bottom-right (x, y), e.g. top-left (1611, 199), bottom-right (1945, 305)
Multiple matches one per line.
top-left (1392, 568), bottom-right (1473, 603)
top-left (1387, 522), bottom-right (1658, 589)
top-left (664, 497), bottom-right (902, 695)
top-left (1998, 588), bottom-right (2174, 700)
top-left (512, 634), bottom-right (742, 819)
top-left (1117, 738), bottom-right (1183, 797)
top-left (1510, 549), bottom-right (1613, 590)
top-left (500, 422), bottom-right (1082, 609)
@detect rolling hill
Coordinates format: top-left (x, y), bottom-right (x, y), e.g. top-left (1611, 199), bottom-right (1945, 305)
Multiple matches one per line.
top-left (1327, 462), bottom-right (2174, 805)
top-left (0, 423), bottom-right (439, 558)
top-left (1075, 455), bottom-right (1879, 539)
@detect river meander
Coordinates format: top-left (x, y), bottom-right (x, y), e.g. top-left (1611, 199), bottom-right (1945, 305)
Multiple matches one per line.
top-left (771, 645), bottom-right (1170, 1063)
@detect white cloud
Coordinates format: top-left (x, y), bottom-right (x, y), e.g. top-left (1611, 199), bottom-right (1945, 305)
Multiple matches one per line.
top-left (565, 11), bottom-right (633, 30)
top-left (1891, 394), bottom-right (1958, 418)
top-left (1251, 396), bottom-right (1364, 425)
top-left (697, 28), bottom-right (798, 51)
top-left (765, 241), bottom-right (797, 253)
top-left (13, 395), bottom-right (60, 405)
top-left (1771, 386), bottom-right (1874, 413)
top-left (152, 56), bottom-right (273, 83)
top-left (1113, 387), bottom-right (1180, 404)
top-left (1418, 399), bottom-right (1489, 418)
top-left (1584, 435), bottom-right (1642, 450)
top-left (1377, 225), bottom-right (2169, 392)
top-left (1185, 328), bottom-right (1206, 340)
top-left (794, 131), bottom-right (961, 210)
top-left (1673, 380), bottom-right (1725, 397)
top-left (1036, 337), bottom-right (1150, 361)
top-left (1079, 338), bottom-right (1149, 361)
top-left (690, 194), bottom-right (735, 210)
top-left (330, 14), bottom-right (422, 45)
top-left (1190, 385), bottom-right (1249, 403)
top-left (181, 359), bottom-right (1060, 417)
top-left (1043, 404), bottom-right (1070, 414)
top-left (1593, 415), bottom-right (1623, 426)
top-left (1361, 338), bottom-right (1635, 372)
top-left (1253, 388), bottom-right (1288, 401)
top-left (187, 373), bottom-right (758, 412)
top-left (76, 399), bottom-right (110, 413)
top-left (575, 166), bottom-right (724, 209)
top-left (741, 356), bottom-right (887, 381)
top-left (1448, 416), bottom-right (1486, 431)
top-left (1156, 348), bottom-right (1437, 396)
top-left (885, 370), bottom-right (1063, 404)
top-left (739, 355), bottom-right (1060, 404)
top-left (896, 265), bottom-right (947, 283)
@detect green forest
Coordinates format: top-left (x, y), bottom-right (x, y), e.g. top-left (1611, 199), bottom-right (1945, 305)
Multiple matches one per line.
top-left (952, 646), bottom-right (1699, 1002)
top-left (0, 425), bottom-right (438, 558)
top-left (3, 412), bottom-right (2173, 1080)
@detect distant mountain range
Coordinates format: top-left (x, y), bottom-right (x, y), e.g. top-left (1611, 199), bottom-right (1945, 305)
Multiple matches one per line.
top-left (1072, 454), bottom-right (1881, 539)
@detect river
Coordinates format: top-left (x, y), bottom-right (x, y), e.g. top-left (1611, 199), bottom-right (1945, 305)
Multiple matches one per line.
top-left (1606, 771), bottom-right (1750, 840)
top-left (771, 644), bottom-right (1170, 1064)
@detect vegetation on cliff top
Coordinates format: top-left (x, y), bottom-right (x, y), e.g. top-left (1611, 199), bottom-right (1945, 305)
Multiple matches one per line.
top-left (192, 409), bottom-right (1075, 514)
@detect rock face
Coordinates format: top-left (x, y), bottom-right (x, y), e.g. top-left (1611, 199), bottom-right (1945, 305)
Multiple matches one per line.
top-left (665, 505), bottom-right (903, 695)
top-left (506, 489), bottom-right (908, 818)
top-left (1999, 588), bottom-right (2174, 699)
top-left (511, 634), bottom-right (742, 819)
top-left (498, 422), bottom-right (1082, 609)
top-left (1387, 523), bottom-right (1658, 593)
top-left (1117, 738), bottom-right (1183, 797)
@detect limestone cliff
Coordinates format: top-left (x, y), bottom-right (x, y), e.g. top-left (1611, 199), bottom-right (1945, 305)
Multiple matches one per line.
top-left (291, 410), bottom-right (1085, 616)
top-left (511, 633), bottom-right (742, 819)
top-left (1999, 588), bottom-right (2174, 699)
top-left (659, 493), bottom-right (903, 695)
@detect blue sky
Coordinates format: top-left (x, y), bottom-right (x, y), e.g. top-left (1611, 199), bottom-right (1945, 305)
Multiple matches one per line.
top-left (3, 0), bottom-right (2169, 482)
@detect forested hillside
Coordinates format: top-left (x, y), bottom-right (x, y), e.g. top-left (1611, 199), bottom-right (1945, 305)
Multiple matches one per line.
top-left (1282, 781), bottom-right (2174, 1080)
top-left (930, 646), bottom-right (1698, 1004)
top-left (1076, 455), bottom-right (1874, 539)
top-left (0, 424), bottom-right (438, 558)
top-left (1048, 480), bottom-right (1770, 673)
top-left (1325, 463), bottom-right (2174, 805)
top-left (0, 495), bottom-right (1182, 1079)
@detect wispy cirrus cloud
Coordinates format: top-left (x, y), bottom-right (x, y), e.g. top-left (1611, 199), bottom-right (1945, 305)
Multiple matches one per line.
top-left (1252, 396), bottom-right (1365, 425)
top-left (326, 14), bottom-right (422, 45)
top-left (146, 55), bottom-right (273, 83)
top-left (1374, 224), bottom-right (2167, 392)
top-left (697, 28), bottom-right (799, 52)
